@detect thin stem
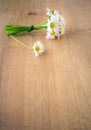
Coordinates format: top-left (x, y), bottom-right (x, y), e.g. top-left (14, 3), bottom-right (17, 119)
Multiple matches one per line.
top-left (10, 35), bottom-right (32, 50)
top-left (34, 23), bottom-right (47, 30)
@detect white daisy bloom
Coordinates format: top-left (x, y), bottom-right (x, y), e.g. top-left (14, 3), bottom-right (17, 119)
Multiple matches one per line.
top-left (46, 25), bottom-right (60, 40)
top-left (32, 41), bottom-right (44, 56)
top-left (46, 8), bottom-right (58, 17)
top-left (46, 30), bottom-right (56, 40)
top-left (47, 18), bottom-right (59, 30)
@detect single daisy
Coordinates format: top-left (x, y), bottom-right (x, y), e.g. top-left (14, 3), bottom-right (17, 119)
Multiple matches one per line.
top-left (32, 41), bottom-right (44, 56)
top-left (46, 8), bottom-right (58, 17)
top-left (47, 18), bottom-right (59, 30)
top-left (46, 30), bottom-right (55, 40)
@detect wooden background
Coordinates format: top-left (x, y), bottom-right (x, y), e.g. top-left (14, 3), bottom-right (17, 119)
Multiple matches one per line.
top-left (0, 0), bottom-right (91, 130)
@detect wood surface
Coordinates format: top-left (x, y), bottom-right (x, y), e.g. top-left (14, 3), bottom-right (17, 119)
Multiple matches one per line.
top-left (0, 0), bottom-right (91, 130)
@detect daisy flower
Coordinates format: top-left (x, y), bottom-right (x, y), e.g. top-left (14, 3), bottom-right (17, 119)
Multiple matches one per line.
top-left (32, 41), bottom-right (44, 56)
top-left (46, 30), bottom-right (55, 40)
top-left (46, 8), bottom-right (58, 17)
top-left (46, 18), bottom-right (59, 30)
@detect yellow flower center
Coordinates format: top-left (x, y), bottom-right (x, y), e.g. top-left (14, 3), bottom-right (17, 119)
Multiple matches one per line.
top-left (51, 30), bottom-right (55, 36)
top-left (35, 45), bottom-right (40, 52)
top-left (51, 9), bottom-right (54, 14)
top-left (50, 22), bottom-right (55, 28)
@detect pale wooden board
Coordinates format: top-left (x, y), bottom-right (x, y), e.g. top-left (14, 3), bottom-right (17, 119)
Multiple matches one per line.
top-left (0, 0), bottom-right (91, 130)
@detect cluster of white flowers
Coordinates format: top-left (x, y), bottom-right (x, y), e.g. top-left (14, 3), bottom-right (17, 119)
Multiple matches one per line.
top-left (32, 41), bottom-right (44, 56)
top-left (46, 8), bottom-right (66, 40)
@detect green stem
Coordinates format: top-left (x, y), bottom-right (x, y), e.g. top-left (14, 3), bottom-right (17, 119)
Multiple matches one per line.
top-left (10, 35), bottom-right (32, 50)
top-left (34, 23), bottom-right (47, 30)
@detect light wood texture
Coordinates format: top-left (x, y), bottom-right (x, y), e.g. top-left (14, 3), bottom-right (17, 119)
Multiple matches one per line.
top-left (0, 0), bottom-right (91, 130)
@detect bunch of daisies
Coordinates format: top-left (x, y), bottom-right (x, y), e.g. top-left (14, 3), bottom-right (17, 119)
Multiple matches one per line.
top-left (6, 8), bottom-right (66, 56)
top-left (46, 8), bottom-right (66, 40)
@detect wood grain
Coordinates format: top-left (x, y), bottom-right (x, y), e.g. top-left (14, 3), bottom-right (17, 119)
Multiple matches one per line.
top-left (0, 0), bottom-right (91, 130)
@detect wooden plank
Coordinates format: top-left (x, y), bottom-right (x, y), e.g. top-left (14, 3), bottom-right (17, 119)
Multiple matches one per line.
top-left (0, 0), bottom-right (91, 130)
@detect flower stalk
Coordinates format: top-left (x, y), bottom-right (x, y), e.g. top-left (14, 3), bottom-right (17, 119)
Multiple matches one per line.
top-left (10, 35), bottom-right (31, 49)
